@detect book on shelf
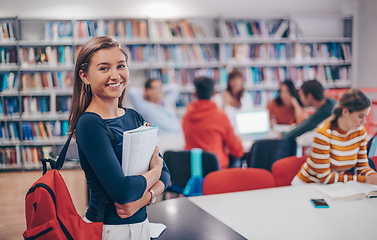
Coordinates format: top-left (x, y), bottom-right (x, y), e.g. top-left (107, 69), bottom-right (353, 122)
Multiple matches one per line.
top-left (315, 181), bottom-right (377, 201)
top-left (122, 125), bottom-right (158, 176)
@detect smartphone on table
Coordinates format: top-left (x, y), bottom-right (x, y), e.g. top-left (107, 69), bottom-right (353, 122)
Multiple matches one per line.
top-left (310, 199), bottom-right (329, 208)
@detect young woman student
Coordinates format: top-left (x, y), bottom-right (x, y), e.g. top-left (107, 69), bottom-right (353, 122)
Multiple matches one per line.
top-left (68, 36), bottom-right (170, 239)
top-left (292, 88), bottom-right (377, 185)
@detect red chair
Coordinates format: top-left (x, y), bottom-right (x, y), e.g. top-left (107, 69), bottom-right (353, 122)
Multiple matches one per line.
top-left (370, 156), bottom-right (377, 168)
top-left (202, 168), bottom-right (276, 195)
top-left (271, 155), bottom-right (308, 187)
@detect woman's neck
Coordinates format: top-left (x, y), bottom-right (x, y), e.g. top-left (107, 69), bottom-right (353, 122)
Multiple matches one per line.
top-left (86, 97), bottom-right (122, 119)
top-left (336, 116), bottom-right (350, 133)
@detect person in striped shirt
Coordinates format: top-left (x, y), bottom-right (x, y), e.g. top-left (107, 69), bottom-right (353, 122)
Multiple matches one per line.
top-left (292, 88), bottom-right (377, 185)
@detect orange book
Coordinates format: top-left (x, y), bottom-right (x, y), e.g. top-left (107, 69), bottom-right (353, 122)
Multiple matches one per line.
top-left (139, 20), bottom-right (147, 39)
top-left (38, 121), bottom-right (47, 139)
top-left (41, 73), bottom-right (49, 89)
top-left (31, 147), bottom-right (39, 164)
top-left (107, 21), bottom-right (115, 37)
top-left (132, 20), bottom-right (140, 38)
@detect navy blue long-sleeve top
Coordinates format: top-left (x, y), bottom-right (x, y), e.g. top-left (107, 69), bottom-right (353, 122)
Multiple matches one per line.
top-left (76, 108), bottom-right (170, 225)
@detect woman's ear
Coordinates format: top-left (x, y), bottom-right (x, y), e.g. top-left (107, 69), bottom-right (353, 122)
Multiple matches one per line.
top-left (79, 70), bottom-right (89, 85)
top-left (342, 108), bottom-right (349, 116)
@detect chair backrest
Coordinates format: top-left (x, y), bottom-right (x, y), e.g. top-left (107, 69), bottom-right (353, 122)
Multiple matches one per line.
top-left (163, 150), bottom-right (219, 190)
top-left (367, 135), bottom-right (377, 158)
top-left (246, 138), bottom-right (297, 171)
top-left (370, 156), bottom-right (377, 170)
top-left (202, 168), bottom-right (276, 195)
top-left (271, 155), bottom-right (307, 187)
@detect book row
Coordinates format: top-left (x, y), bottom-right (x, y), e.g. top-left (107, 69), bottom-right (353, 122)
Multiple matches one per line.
top-left (0, 47), bottom-right (17, 64)
top-left (0, 146), bottom-right (51, 167)
top-left (176, 90), bottom-right (277, 109)
top-left (0, 73), bottom-right (17, 92)
top-left (149, 68), bottom-right (222, 87)
top-left (225, 42), bottom-right (352, 62)
top-left (150, 19), bottom-right (207, 39)
top-left (6, 43), bottom-right (352, 68)
top-left (75, 19), bottom-right (148, 40)
top-left (148, 65), bottom-right (351, 88)
top-left (221, 19), bottom-right (289, 39)
top-left (0, 22), bottom-right (15, 41)
top-left (0, 96), bottom-right (72, 116)
top-left (242, 65), bottom-right (351, 87)
top-left (43, 19), bottom-right (299, 41)
top-left (128, 44), bottom-right (218, 64)
top-left (0, 120), bottom-right (69, 141)
top-left (21, 71), bottom-right (73, 91)
top-left (19, 46), bottom-right (74, 67)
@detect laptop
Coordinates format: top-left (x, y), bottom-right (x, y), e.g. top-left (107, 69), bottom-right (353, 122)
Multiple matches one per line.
top-left (235, 109), bottom-right (276, 140)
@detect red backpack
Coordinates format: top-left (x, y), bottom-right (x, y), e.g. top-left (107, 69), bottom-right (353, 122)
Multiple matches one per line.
top-left (23, 132), bottom-right (105, 240)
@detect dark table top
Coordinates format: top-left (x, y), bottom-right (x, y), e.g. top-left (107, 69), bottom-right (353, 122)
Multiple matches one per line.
top-left (147, 197), bottom-right (246, 240)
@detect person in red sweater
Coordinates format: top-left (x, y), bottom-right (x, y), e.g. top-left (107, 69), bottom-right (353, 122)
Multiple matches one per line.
top-left (182, 76), bottom-right (244, 169)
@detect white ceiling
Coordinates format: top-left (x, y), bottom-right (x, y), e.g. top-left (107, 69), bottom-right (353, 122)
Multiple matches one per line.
top-left (0, 0), bottom-right (356, 19)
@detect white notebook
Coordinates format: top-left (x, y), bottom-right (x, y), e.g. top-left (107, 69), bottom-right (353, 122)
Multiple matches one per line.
top-left (315, 181), bottom-right (377, 201)
top-left (122, 125), bottom-right (158, 176)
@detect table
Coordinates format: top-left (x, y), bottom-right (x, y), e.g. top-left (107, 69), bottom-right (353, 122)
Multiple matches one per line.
top-left (148, 185), bottom-right (377, 240)
top-left (147, 197), bottom-right (246, 240)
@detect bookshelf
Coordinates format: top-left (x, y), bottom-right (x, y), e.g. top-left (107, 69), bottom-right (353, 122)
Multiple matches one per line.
top-left (0, 15), bottom-right (353, 170)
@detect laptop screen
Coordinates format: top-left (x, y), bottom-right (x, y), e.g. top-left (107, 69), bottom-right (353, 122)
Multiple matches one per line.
top-left (235, 110), bottom-right (270, 135)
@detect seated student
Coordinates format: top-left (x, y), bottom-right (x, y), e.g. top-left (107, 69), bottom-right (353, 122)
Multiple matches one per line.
top-left (128, 79), bottom-right (182, 135)
top-left (213, 69), bottom-right (253, 128)
top-left (182, 76), bottom-right (244, 169)
top-left (292, 89), bottom-right (377, 185)
top-left (282, 80), bottom-right (337, 139)
top-left (267, 80), bottom-right (306, 125)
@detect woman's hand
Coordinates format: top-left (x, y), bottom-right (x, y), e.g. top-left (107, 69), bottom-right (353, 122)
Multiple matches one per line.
top-left (365, 174), bottom-right (377, 185)
top-left (149, 146), bottom-right (163, 172)
top-left (114, 194), bottom-right (149, 218)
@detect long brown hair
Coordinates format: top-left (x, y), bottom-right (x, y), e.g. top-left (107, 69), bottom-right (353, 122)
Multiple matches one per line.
top-left (68, 36), bottom-right (128, 133)
top-left (226, 69), bottom-right (244, 108)
top-left (330, 88), bottom-right (371, 129)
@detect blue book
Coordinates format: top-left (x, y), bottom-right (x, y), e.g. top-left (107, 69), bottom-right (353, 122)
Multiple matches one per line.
top-left (57, 72), bottom-right (63, 88)
top-left (219, 68), bottom-right (227, 87)
top-left (2, 73), bottom-right (8, 91)
top-left (61, 120), bottom-right (68, 136)
top-left (66, 21), bottom-right (72, 37)
top-left (58, 46), bottom-right (65, 64)
top-left (0, 100), bottom-right (3, 115)
top-left (126, 20), bottom-right (132, 39)
top-left (12, 122), bottom-right (19, 140)
top-left (40, 97), bottom-right (47, 113)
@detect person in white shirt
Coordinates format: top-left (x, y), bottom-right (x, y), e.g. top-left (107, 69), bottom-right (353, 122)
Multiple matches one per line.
top-left (213, 69), bottom-right (253, 128)
top-left (128, 79), bottom-right (182, 135)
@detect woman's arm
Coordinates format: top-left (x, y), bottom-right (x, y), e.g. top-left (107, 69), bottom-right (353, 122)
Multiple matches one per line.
top-left (290, 97), bottom-right (307, 124)
top-left (355, 135), bottom-right (377, 183)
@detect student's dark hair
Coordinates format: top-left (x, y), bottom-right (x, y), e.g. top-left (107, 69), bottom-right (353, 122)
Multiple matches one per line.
top-left (275, 80), bottom-right (303, 107)
top-left (68, 36), bottom-right (128, 134)
top-left (144, 78), bottom-right (161, 89)
top-left (226, 69), bottom-right (244, 106)
top-left (300, 80), bottom-right (325, 101)
top-left (330, 88), bottom-right (371, 128)
top-left (194, 76), bottom-right (214, 100)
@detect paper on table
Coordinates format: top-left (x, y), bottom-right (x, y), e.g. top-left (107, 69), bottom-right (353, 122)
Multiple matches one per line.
top-left (150, 222), bottom-right (166, 239)
top-left (122, 125), bottom-right (158, 176)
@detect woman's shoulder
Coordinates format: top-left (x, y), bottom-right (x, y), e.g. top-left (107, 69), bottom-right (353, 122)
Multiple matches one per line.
top-left (76, 112), bottom-right (105, 129)
top-left (124, 108), bottom-right (145, 122)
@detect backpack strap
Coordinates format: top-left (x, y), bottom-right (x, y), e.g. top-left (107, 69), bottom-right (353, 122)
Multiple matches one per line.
top-left (40, 128), bottom-right (75, 174)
